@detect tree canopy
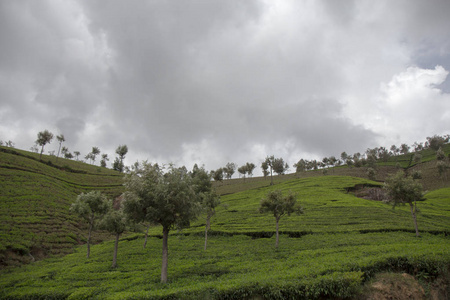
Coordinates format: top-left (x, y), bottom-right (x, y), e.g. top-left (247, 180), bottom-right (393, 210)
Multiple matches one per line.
top-left (123, 162), bottom-right (202, 283)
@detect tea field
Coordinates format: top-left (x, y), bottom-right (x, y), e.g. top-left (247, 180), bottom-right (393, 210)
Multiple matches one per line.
top-left (1, 173), bottom-right (449, 299)
top-left (0, 147), bottom-right (124, 267)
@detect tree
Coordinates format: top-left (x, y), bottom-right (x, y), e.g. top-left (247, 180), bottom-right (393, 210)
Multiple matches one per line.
top-left (123, 163), bottom-right (202, 283)
top-left (99, 205), bottom-right (127, 268)
top-left (56, 134), bottom-right (65, 161)
top-left (340, 152), bottom-right (348, 164)
top-left (246, 162), bottom-right (256, 178)
top-left (212, 168), bottom-right (224, 183)
top-left (100, 154), bottom-right (109, 168)
top-left (383, 171), bottom-right (423, 237)
top-left (91, 147), bottom-right (100, 164)
top-left (259, 190), bottom-right (303, 248)
top-left (74, 151), bottom-right (81, 161)
top-left (114, 145), bottom-right (128, 172)
top-left (202, 191), bottom-right (220, 251)
top-left (264, 156), bottom-right (275, 185)
top-left (223, 162), bottom-right (236, 180)
top-left (261, 161), bottom-right (270, 179)
top-left (400, 143), bottom-right (410, 155)
top-left (70, 191), bottom-right (109, 258)
top-left (273, 157), bottom-right (288, 175)
top-left (85, 153), bottom-right (95, 164)
top-left (36, 130), bottom-right (54, 160)
top-left (294, 159), bottom-right (306, 174)
top-left (426, 135), bottom-right (448, 151)
top-left (238, 165), bottom-right (247, 180)
top-left (64, 152), bottom-right (74, 160)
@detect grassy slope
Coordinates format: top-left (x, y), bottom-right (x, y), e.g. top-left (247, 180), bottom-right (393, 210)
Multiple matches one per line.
top-left (1, 176), bottom-right (449, 299)
top-left (0, 145), bottom-right (449, 299)
top-left (0, 147), bottom-right (124, 267)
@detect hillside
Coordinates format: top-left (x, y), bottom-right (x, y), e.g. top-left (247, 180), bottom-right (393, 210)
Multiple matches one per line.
top-left (0, 144), bottom-right (449, 299)
top-left (0, 146), bottom-right (124, 267)
top-left (0, 175), bottom-right (449, 299)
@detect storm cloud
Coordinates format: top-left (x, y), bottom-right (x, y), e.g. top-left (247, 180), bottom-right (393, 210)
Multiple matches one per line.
top-left (1, 0), bottom-right (449, 173)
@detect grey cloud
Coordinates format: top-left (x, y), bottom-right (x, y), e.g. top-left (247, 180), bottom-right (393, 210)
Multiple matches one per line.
top-left (1, 0), bottom-right (449, 172)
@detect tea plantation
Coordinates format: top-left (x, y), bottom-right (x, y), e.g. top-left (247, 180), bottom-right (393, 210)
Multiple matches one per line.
top-left (0, 146), bottom-right (449, 299)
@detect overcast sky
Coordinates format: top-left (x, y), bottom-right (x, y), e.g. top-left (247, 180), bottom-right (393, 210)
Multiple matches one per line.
top-left (1, 0), bottom-right (450, 174)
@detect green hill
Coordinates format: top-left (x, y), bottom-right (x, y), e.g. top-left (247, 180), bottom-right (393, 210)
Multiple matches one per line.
top-left (0, 147), bottom-right (124, 267)
top-left (0, 145), bottom-right (449, 299)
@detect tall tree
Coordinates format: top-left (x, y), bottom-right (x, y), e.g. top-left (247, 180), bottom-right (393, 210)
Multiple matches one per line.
top-left (383, 171), bottom-right (423, 237)
top-left (99, 205), bottom-right (127, 268)
top-left (246, 162), bottom-right (256, 178)
top-left (426, 135), bottom-right (448, 151)
top-left (74, 151), bottom-right (81, 161)
top-left (114, 145), bottom-right (128, 172)
top-left (100, 154), bottom-right (109, 168)
top-left (190, 165), bottom-right (220, 251)
top-left (56, 134), bottom-right (65, 161)
top-left (223, 162), bottom-right (236, 180)
top-left (70, 191), bottom-right (109, 258)
top-left (261, 161), bottom-right (270, 179)
top-left (273, 157), bottom-right (288, 175)
top-left (123, 163), bottom-right (202, 283)
top-left (238, 165), bottom-right (248, 180)
top-left (264, 156), bottom-right (275, 185)
top-left (36, 130), bottom-right (54, 160)
top-left (212, 168), bottom-right (224, 183)
top-left (91, 147), bottom-right (101, 164)
top-left (259, 190), bottom-right (303, 248)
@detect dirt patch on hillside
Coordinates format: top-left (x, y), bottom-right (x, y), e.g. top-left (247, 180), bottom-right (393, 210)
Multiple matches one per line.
top-left (357, 273), bottom-right (449, 300)
top-left (350, 184), bottom-right (387, 201)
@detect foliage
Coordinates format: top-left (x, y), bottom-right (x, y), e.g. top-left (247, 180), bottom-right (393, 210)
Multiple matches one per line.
top-left (259, 189), bottom-right (303, 248)
top-left (36, 130), bottom-right (54, 159)
top-left (70, 191), bottom-right (110, 258)
top-left (123, 162), bottom-right (203, 282)
top-left (384, 171), bottom-right (423, 237)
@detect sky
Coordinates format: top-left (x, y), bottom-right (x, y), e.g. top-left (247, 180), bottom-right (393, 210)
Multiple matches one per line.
top-left (1, 0), bottom-right (450, 175)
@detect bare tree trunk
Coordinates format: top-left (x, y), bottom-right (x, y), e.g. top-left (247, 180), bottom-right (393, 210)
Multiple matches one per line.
top-left (40, 146), bottom-right (44, 160)
top-left (56, 143), bottom-right (62, 161)
top-left (87, 221), bottom-right (93, 258)
top-left (275, 217), bottom-right (279, 248)
top-left (112, 233), bottom-right (119, 268)
top-left (409, 203), bottom-right (420, 237)
top-left (161, 227), bottom-right (169, 283)
top-left (143, 224), bottom-right (150, 248)
top-left (204, 216), bottom-right (210, 251)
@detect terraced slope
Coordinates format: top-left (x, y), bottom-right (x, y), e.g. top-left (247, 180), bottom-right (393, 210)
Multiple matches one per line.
top-left (0, 147), bottom-right (124, 267)
top-left (0, 176), bottom-right (448, 299)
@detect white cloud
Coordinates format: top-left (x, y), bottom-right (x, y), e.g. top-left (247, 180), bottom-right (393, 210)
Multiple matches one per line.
top-left (344, 65), bottom-right (450, 147)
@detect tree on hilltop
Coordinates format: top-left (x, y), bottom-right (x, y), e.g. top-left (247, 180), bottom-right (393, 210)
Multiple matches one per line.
top-left (383, 171), bottom-right (423, 237)
top-left (246, 162), bottom-right (256, 178)
top-left (100, 153), bottom-right (109, 168)
top-left (426, 135), bottom-right (448, 151)
top-left (91, 147), bottom-right (100, 164)
top-left (223, 162), bottom-right (236, 180)
top-left (74, 151), bottom-right (81, 161)
top-left (259, 190), bottom-right (303, 248)
top-left (56, 134), bottom-right (65, 161)
top-left (70, 191), bottom-right (109, 258)
top-left (273, 157), bottom-right (288, 175)
top-left (36, 130), bottom-right (54, 160)
top-left (238, 165), bottom-right (248, 180)
top-left (261, 160), bottom-right (270, 179)
top-left (114, 145), bottom-right (128, 172)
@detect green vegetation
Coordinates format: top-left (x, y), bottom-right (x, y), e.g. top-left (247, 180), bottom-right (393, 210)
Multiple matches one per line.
top-left (0, 146), bottom-right (124, 267)
top-left (0, 139), bottom-right (449, 299)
